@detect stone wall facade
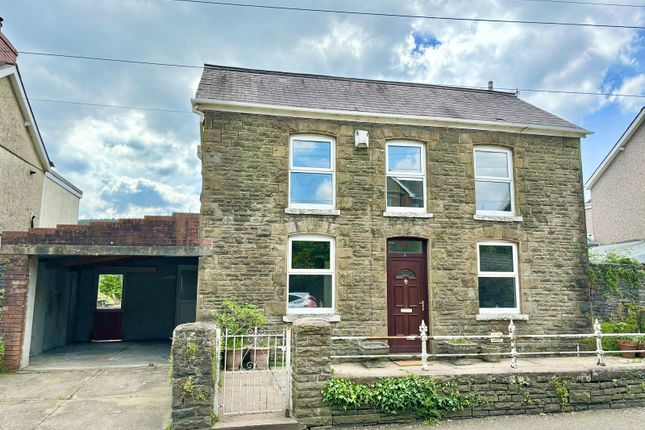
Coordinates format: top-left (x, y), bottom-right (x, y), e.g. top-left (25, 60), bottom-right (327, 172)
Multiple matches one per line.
top-left (332, 368), bottom-right (645, 427)
top-left (170, 322), bottom-right (218, 430)
top-left (198, 111), bottom-right (589, 339)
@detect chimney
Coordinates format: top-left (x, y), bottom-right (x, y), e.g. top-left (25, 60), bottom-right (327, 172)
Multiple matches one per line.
top-left (487, 81), bottom-right (494, 91)
top-left (0, 17), bottom-right (18, 65)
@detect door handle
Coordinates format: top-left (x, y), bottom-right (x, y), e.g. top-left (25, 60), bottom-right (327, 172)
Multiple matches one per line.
top-left (420, 300), bottom-right (425, 312)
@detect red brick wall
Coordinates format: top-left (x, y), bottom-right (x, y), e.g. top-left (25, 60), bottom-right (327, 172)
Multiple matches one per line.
top-left (1, 213), bottom-right (203, 248)
top-left (0, 255), bottom-right (29, 370)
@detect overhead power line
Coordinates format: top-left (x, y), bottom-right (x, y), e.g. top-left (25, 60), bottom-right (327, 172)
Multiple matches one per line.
top-left (161, 0), bottom-right (645, 30)
top-left (29, 98), bottom-right (193, 114)
top-left (5, 49), bottom-right (643, 100)
top-left (505, 0), bottom-right (645, 8)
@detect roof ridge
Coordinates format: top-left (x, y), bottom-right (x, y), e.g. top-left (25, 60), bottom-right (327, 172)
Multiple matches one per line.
top-left (203, 64), bottom-right (517, 97)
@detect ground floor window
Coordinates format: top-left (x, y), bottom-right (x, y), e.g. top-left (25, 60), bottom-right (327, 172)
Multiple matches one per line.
top-left (287, 235), bottom-right (334, 313)
top-left (477, 241), bottom-right (519, 313)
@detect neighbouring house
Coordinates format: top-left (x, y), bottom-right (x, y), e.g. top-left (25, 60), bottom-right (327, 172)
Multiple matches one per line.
top-left (0, 18), bottom-right (81, 232)
top-left (585, 107), bottom-right (645, 262)
top-left (192, 65), bottom-right (591, 348)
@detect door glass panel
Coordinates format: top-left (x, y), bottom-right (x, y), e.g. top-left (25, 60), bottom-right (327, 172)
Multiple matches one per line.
top-left (479, 245), bottom-right (514, 272)
top-left (96, 274), bottom-right (123, 309)
top-left (395, 268), bottom-right (416, 279)
top-left (478, 277), bottom-right (516, 308)
top-left (179, 270), bottom-right (197, 300)
top-left (475, 181), bottom-right (511, 212)
top-left (388, 240), bottom-right (423, 254)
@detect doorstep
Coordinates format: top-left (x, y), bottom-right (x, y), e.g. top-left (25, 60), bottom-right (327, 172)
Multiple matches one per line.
top-left (214, 412), bottom-right (298, 430)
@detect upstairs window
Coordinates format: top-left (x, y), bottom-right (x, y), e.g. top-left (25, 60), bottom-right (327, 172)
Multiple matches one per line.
top-left (287, 235), bottom-right (334, 313)
top-left (289, 136), bottom-right (335, 209)
top-left (477, 241), bottom-right (520, 313)
top-left (386, 141), bottom-right (426, 212)
top-left (474, 147), bottom-right (514, 215)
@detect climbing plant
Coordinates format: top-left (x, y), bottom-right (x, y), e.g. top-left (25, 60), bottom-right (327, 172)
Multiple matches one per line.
top-left (589, 252), bottom-right (645, 299)
top-left (322, 374), bottom-right (470, 424)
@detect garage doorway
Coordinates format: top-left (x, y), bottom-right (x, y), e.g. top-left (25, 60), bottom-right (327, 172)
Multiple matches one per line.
top-left (26, 256), bottom-right (198, 366)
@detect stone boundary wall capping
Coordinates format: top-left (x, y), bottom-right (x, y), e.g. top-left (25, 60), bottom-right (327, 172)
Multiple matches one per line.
top-left (589, 263), bottom-right (645, 323)
top-left (332, 368), bottom-right (645, 427)
top-left (170, 322), bottom-right (218, 430)
top-left (291, 318), bottom-right (333, 429)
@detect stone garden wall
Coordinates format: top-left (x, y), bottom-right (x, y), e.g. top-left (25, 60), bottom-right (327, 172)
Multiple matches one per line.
top-left (332, 368), bottom-right (645, 427)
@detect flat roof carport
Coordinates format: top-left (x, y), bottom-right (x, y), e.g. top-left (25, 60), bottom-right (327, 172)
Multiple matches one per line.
top-left (0, 213), bottom-right (212, 370)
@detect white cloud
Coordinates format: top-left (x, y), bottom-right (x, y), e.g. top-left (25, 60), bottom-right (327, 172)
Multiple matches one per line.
top-left (611, 73), bottom-right (645, 113)
top-left (54, 111), bottom-right (200, 219)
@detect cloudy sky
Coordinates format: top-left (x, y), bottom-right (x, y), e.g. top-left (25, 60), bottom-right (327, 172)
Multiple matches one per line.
top-left (3, 0), bottom-right (644, 219)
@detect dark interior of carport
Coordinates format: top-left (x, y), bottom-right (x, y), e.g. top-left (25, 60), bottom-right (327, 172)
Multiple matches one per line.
top-left (29, 255), bottom-right (198, 357)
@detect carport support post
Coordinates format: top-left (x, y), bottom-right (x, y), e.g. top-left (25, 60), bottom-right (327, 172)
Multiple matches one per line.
top-left (171, 322), bottom-right (218, 430)
top-left (291, 318), bottom-right (332, 429)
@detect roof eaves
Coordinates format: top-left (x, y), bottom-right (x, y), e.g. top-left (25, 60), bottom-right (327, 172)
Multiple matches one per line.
top-left (192, 97), bottom-right (591, 138)
top-left (1, 65), bottom-right (52, 171)
top-left (585, 106), bottom-right (645, 190)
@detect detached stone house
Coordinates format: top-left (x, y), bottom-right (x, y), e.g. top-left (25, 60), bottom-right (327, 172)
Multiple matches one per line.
top-left (0, 19), bottom-right (82, 231)
top-left (192, 66), bottom-right (591, 345)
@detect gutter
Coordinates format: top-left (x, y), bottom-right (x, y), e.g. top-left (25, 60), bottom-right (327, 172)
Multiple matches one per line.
top-left (191, 98), bottom-right (591, 138)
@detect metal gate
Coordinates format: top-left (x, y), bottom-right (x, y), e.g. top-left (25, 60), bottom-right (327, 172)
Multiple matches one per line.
top-left (215, 327), bottom-right (291, 416)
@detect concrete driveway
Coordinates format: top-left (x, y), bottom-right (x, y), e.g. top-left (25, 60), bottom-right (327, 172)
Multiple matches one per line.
top-left (0, 342), bottom-right (171, 430)
top-left (0, 367), bottom-right (170, 430)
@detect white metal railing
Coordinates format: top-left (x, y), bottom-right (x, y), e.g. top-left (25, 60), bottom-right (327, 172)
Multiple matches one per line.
top-left (331, 319), bottom-right (644, 370)
top-left (216, 327), bottom-right (292, 416)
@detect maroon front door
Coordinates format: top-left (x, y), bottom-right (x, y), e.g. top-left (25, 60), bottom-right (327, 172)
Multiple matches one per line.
top-left (387, 239), bottom-right (429, 353)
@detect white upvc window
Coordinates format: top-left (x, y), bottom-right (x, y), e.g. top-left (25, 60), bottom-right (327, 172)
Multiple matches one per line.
top-left (386, 141), bottom-right (426, 212)
top-left (474, 146), bottom-right (515, 216)
top-left (289, 135), bottom-right (335, 209)
top-left (287, 235), bottom-right (335, 314)
top-left (477, 241), bottom-right (520, 314)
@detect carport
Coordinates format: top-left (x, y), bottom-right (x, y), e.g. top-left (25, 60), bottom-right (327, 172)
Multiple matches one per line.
top-left (0, 214), bottom-right (212, 370)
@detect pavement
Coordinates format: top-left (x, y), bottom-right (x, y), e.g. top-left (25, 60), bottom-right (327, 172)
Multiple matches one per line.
top-left (0, 342), bottom-right (171, 430)
top-left (342, 407), bottom-right (645, 429)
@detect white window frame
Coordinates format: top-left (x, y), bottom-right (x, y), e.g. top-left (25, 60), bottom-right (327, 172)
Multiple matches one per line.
top-left (288, 135), bottom-right (336, 209)
top-left (287, 235), bottom-right (335, 314)
top-left (473, 146), bottom-right (515, 216)
top-left (385, 140), bottom-right (427, 213)
top-left (477, 240), bottom-right (520, 314)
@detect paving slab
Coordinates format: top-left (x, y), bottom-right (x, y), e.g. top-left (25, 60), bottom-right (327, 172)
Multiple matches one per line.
top-left (0, 401), bottom-right (58, 430)
top-left (0, 370), bottom-right (97, 401)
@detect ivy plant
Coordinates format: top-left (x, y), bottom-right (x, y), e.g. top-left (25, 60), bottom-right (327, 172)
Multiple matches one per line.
top-left (322, 374), bottom-right (470, 424)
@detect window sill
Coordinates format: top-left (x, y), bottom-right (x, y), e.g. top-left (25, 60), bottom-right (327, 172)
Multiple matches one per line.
top-left (285, 208), bottom-right (340, 216)
top-left (383, 211), bottom-right (434, 218)
top-left (283, 313), bottom-right (341, 323)
top-left (476, 313), bottom-right (529, 321)
top-left (473, 214), bottom-right (523, 222)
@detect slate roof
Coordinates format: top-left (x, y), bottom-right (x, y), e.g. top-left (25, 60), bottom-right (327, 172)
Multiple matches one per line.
top-left (195, 65), bottom-right (587, 134)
